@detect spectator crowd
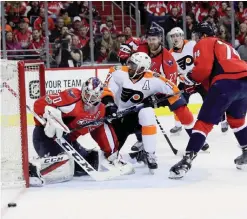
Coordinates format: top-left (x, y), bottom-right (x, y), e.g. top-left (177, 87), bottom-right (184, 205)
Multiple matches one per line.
top-left (1, 1), bottom-right (247, 66)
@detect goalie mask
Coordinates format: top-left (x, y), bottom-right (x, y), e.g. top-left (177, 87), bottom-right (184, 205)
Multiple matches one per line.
top-left (127, 52), bottom-right (151, 79)
top-left (169, 27), bottom-right (184, 48)
top-left (81, 77), bottom-right (104, 107)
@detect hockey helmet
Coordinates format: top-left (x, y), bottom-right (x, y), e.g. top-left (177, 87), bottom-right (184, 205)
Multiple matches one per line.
top-left (81, 77), bottom-right (104, 106)
top-left (127, 52), bottom-right (151, 79)
top-left (194, 22), bottom-right (215, 39)
top-left (146, 27), bottom-right (162, 37)
top-left (169, 27), bottom-right (184, 48)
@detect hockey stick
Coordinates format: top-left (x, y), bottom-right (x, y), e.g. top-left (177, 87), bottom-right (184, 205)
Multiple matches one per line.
top-left (26, 105), bottom-right (122, 181)
top-left (69, 91), bottom-right (184, 134)
top-left (155, 116), bottom-right (183, 156)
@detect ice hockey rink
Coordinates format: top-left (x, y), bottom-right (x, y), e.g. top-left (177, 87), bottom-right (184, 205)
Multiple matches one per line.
top-left (1, 115), bottom-right (247, 219)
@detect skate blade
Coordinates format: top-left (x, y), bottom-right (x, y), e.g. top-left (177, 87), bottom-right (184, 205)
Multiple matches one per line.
top-left (236, 164), bottom-right (247, 171)
top-left (148, 168), bottom-right (157, 175)
top-left (168, 171), bottom-right (185, 179)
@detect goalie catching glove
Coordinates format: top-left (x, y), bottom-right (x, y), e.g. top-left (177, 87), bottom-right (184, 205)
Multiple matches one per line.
top-left (43, 106), bottom-right (70, 139)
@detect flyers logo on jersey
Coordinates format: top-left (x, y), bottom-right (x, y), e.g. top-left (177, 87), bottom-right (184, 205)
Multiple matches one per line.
top-left (121, 87), bottom-right (144, 103)
top-left (177, 55), bottom-right (194, 70)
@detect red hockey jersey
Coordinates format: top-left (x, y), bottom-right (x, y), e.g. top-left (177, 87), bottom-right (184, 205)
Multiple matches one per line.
top-left (191, 37), bottom-right (247, 90)
top-left (136, 43), bottom-right (178, 84)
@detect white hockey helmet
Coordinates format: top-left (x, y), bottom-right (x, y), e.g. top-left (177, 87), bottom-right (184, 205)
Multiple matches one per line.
top-left (127, 52), bottom-right (151, 79)
top-left (169, 27), bottom-right (184, 48)
top-left (81, 77), bottom-right (104, 106)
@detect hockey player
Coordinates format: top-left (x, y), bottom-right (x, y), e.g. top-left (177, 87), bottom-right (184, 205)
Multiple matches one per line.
top-left (30, 77), bottom-right (133, 186)
top-left (169, 22), bottom-right (247, 179)
top-left (169, 27), bottom-right (228, 134)
top-left (102, 52), bottom-right (194, 172)
top-left (118, 27), bottom-right (182, 152)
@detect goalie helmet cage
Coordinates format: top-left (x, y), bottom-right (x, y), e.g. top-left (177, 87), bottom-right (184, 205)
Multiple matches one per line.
top-left (1, 60), bottom-right (45, 188)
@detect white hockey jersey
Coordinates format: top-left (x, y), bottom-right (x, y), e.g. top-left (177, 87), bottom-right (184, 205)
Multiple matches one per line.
top-left (104, 67), bottom-right (179, 111)
top-left (170, 40), bottom-right (196, 76)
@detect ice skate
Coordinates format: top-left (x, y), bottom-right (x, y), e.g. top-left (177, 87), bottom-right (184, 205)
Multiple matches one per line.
top-left (169, 151), bottom-right (197, 179)
top-left (234, 146), bottom-right (247, 170)
top-left (145, 152), bottom-right (157, 174)
top-left (170, 126), bottom-right (182, 134)
top-left (130, 141), bottom-right (143, 152)
top-left (201, 143), bottom-right (210, 152)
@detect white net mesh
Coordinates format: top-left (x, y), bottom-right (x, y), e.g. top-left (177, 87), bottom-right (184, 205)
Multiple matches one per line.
top-left (0, 60), bottom-right (42, 188)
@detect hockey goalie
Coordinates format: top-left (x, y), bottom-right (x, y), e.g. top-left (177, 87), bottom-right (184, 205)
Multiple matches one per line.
top-left (29, 77), bottom-right (133, 186)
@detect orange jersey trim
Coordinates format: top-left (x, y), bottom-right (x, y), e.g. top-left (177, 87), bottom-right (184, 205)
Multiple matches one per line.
top-left (142, 125), bottom-right (157, 135)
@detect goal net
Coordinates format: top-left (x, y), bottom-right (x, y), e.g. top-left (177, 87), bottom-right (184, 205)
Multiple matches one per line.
top-left (0, 60), bottom-right (45, 188)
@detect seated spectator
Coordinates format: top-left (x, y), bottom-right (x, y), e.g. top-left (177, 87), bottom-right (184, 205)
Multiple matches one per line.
top-left (77, 26), bottom-right (90, 61)
top-left (0, 18), bottom-right (13, 33)
top-left (217, 24), bottom-right (231, 43)
top-left (236, 2), bottom-right (247, 23)
top-left (78, 26), bottom-right (90, 47)
top-left (219, 6), bottom-right (238, 32)
top-left (108, 31), bottom-right (126, 63)
top-left (60, 9), bottom-right (72, 26)
top-left (67, 1), bottom-right (84, 18)
top-left (195, 2), bottom-right (210, 23)
top-left (50, 17), bottom-right (65, 43)
top-left (70, 16), bottom-right (83, 36)
top-left (167, 1), bottom-right (182, 15)
top-left (39, 1), bottom-right (64, 19)
top-left (237, 35), bottom-right (247, 61)
top-left (5, 31), bottom-right (22, 59)
top-left (100, 30), bottom-right (114, 52)
top-left (163, 7), bottom-right (183, 34)
top-left (186, 12), bottom-right (197, 39)
top-left (28, 29), bottom-right (45, 57)
top-left (27, 2), bottom-right (40, 22)
top-left (146, 1), bottom-right (167, 16)
top-left (100, 16), bottom-right (117, 34)
top-left (33, 8), bottom-right (55, 32)
top-left (237, 23), bottom-right (247, 45)
top-left (208, 6), bottom-right (219, 23)
top-left (14, 18), bottom-right (32, 49)
top-left (218, 2), bottom-right (229, 18)
top-left (55, 34), bottom-right (82, 67)
top-left (5, 2), bottom-right (27, 24)
top-left (96, 45), bottom-right (108, 63)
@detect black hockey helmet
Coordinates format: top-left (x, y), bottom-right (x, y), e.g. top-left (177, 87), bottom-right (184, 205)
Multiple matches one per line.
top-left (194, 22), bottom-right (215, 39)
top-left (146, 27), bottom-right (162, 37)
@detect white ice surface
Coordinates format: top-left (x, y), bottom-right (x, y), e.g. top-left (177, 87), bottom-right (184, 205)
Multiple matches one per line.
top-left (1, 116), bottom-right (247, 219)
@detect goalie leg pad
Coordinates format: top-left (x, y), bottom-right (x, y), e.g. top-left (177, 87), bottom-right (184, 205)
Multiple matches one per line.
top-left (39, 153), bottom-right (74, 184)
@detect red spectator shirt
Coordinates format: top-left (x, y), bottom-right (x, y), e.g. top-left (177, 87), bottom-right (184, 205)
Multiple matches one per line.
top-left (167, 1), bottom-right (183, 15)
top-left (191, 37), bottom-right (247, 90)
top-left (136, 43), bottom-right (178, 84)
top-left (78, 36), bottom-right (89, 47)
top-left (145, 1), bottom-right (168, 16)
top-left (195, 6), bottom-right (208, 22)
top-left (34, 17), bottom-right (55, 31)
top-left (14, 29), bottom-right (32, 45)
top-left (237, 8), bottom-right (247, 23)
top-left (29, 37), bottom-right (45, 53)
top-left (40, 1), bottom-right (63, 16)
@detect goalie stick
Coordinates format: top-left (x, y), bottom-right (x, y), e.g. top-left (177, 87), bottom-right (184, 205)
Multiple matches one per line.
top-left (26, 105), bottom-right (122, 181)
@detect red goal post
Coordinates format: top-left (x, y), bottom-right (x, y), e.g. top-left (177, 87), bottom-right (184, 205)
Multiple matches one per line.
top-left (1, 60), bottom-right (45, 188)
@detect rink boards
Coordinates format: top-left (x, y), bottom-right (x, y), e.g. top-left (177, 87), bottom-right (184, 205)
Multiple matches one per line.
top-left (1, 67), bottom-right (203, 127)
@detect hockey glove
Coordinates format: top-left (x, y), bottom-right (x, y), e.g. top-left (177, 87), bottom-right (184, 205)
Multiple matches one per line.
top-left (102, 96), bottom-right (118, 121)
top-left (142, 93), bottom-right (167, 108)
top-left (43, 106), bottom-right (70, 139)
top-left (183, 72), bottom-right (197, 86)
